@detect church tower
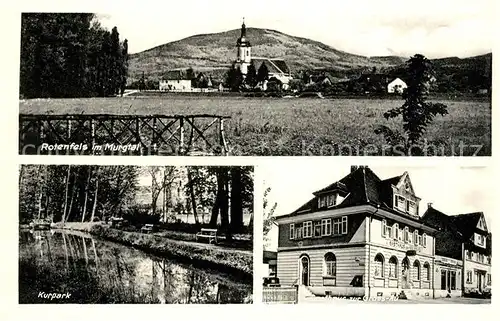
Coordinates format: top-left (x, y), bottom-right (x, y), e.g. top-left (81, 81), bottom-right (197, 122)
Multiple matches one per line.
top-left (235, 18), bottom-right (252, 75)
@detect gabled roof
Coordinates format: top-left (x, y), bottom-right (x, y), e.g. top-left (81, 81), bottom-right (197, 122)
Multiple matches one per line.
top-left (283, 166), bottom-right (420, 221)
top-left (252, 58), bottom-right (291, 75)
top-left (162, 69), bottom-right (192, 81)
top-left (449, 212), bottom-right (484, 238)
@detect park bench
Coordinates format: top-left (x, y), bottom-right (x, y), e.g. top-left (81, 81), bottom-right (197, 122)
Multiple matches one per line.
top-left (196, 228), bottom-right (218, 244)
top-left (141, 224), bottom-right (156, 234)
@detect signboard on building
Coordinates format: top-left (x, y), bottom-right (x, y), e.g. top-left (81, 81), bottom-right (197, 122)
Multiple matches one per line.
top-left (435, 255), bottom-right (462, 266)
top-left (385, 239), bottom-right (423, 253)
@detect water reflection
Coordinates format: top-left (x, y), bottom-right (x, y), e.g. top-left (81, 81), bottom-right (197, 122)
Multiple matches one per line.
top-left (19, 230), bottom-right (252, 304)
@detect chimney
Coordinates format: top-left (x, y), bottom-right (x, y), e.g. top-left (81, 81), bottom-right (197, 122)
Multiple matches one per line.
top-left (427, 202), bottom-right (433, 209)
top-left (350, 166), bottom-right (358, 173)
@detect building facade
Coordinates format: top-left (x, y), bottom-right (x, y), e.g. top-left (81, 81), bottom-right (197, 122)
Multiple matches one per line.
top-left (387, 78), bottom-right (407, 94)
top-left (422, 207), bottom-right (492, 297)
top-left (159, 70), bottom-right (192, 92)
top-left (275, 166), bottom-right (437, 299)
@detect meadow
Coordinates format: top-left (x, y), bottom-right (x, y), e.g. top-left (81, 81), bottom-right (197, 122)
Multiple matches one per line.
top-left (19, 96), bottom-right (491, 156)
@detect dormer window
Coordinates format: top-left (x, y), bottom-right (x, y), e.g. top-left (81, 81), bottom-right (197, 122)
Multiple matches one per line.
top-left (318, 193), bottom-right (346, 209)
top-left (394, 195), bottom-right (406, 212)
top-left (475, 233), bottom-right (486, 248)
top-left (406, 200), bottom-right (417, 215)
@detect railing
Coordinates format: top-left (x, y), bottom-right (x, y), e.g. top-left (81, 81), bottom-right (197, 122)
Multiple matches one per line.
top-left (19, 114), bottom-right (230, 156)
top-left (263, 286), bottom-right (298, 304)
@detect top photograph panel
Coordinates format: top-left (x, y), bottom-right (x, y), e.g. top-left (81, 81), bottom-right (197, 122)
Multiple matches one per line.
top-left (18, 4), bottom-right (492, 156)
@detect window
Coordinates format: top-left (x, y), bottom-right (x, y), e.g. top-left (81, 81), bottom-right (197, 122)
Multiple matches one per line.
top-left (423, 262), bottom-right (430, 281)
top-left (422, 233), bottom-right (427, 247)
top-left (314, 221), bottom-right (322, 237)
top-left (413, 260), bottom-right (421, 280)
top-left (324, 252), bottom-right (337, 278)
top-left (393, 223), bottom-right (399, 240)
top-left (296, 226), bottom-right (303, 239)
top-left (466, 271), bottom-right (472, 284)
top-left (333, 218), bottom-right (341, 235)
top-left (327, 194), bottom-right (336, 207)
top-left (374, 254), bottom-right (384, 278)
top-left (289, 224), bottom-right (295, 240)
top-left (487, 274), bottom-right (491, 285)
top-left (418, 234), bottom-right (422, 246)
top-left (466, 250), bottom-right (472, 260)
top-left (476, 233), bottom-right (486, 247)
top-left (394, 195), bottom-right (406, 211)
top-left (414, 230), bottom-right (418, 244)
top-left (487, 256), bottom-right (491, 265)
top-left (382, 220), bottom-right (387, 237)
top-left (404, 227), bottom-right (409, 243)
top-left (321, 219), bottom-right (331, 236)
top-left (303, 221), bottom-right (312, 238)
top-left (450, 271), bottom-right (456, 290)
top-left (389, 257), bottom-right (398, 278)
top-left (318, 196), bottom-right (326, 208)
top-left (441, 270), bottom-right (447, 290)
top-left (478, 253), bottom-right (484, 263)
top-left (342, 216), bottom-right (348, 234)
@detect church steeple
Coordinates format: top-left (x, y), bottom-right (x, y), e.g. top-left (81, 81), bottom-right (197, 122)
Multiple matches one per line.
top-left (236, 18), bottom-right (250, 47)
top-left (241, 18), bottom-right (247, 38)
top-left (235, 18), bottom-right (252, 75)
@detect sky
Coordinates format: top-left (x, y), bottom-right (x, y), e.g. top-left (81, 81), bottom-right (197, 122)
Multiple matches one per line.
top-left (93, 0), bottom-right (494, 57)
top-left (263, 162), bottom-right (494, 250)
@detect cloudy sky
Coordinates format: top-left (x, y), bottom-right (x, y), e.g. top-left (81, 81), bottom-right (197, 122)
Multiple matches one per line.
top-left (264, 162), bottom-right (494, 250)
top-left (88, 0), bottom-right (495, 57)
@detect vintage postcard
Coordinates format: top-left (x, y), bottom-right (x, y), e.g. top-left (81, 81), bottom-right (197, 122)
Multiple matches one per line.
top-left (18, 165), bottom-right (253, 304)
top-left (17, 3), bottom-right (492, 156)
top-left (262, 164), bottom-right (492, 304)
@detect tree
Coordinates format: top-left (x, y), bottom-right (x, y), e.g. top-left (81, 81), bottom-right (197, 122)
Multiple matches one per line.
top-left (257, 63), bottom-right (269, 83)
top-left (263, 186), bottom-right (277, 248)
top-left (375, 54), bottom-right (448, 154)
top-left (245, 63), bottom-right (257, 88)
top-left (225, 66), bottom-right (243, 92)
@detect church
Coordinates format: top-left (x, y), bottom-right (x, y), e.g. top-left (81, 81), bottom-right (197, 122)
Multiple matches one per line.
top-left (233, 20), bottom-right (293, 90)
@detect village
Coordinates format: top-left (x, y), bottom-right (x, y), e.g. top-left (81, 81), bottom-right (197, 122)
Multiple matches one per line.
top-left (263, 166), bottom-right (492, 304)
top-left (137, 21), bottom-right (417, 96)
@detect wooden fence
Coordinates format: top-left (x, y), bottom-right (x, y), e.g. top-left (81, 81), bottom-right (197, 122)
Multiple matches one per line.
top-left (19, 114), bottom-right (230, 155)
top-left (262, 286), bottom-right (298, 304)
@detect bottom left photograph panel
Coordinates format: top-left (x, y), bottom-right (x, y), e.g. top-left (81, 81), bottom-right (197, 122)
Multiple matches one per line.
top-left (18, 165), bottom-right (254, 304)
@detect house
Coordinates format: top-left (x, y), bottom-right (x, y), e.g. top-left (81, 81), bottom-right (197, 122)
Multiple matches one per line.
top-left (354, 74), bottom-right (390, 93)
top-left (275, 166), bottom-right (437, 299)
top-left (387, 78), bottom-right (407, 94)
top-left (159, 70), bottom-right (192, 92)
top-left (422, 207), bottom-right (491, 297)
top-left (233, 20), bottom-right (293, 90)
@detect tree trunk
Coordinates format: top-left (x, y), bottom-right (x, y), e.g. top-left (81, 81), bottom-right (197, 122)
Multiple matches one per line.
top-left (65, 174), bottom-right (78, 222)
top-left (209, 169), bottom-right (224, 227)
top-left (187, 169), bottom-right (200, 227)
top-left (230, 167), bottom-right (243, 232)
top-left (82, 167), bottom-right (92, 222)
top-left (219, 168), bottom-right (231, 241)
top-left (62, 165), bottom-right (71, 223)
top-left (91, 168), bottom-right (100, 222)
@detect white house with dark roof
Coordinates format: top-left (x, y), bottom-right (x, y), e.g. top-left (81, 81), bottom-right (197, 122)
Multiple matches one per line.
top-left (275, 166), bottom-right (438, 300)
top-left (159, 69), bottom-right (192, 92)
top-left (233, 20), bottom-right (293, 89)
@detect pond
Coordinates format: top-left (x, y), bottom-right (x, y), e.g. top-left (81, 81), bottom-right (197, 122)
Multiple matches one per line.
top-left (19, 229), bottom-right (252, 304)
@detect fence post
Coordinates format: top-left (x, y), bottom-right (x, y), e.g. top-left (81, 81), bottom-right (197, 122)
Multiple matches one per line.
top-left (179, 117), bottom-right (185, 155)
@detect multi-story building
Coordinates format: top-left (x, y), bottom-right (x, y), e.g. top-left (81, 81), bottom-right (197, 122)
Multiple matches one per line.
top-left (422, 207), bottom-right (492, 297)
top-left (275, 166), bottom-right (437, 299)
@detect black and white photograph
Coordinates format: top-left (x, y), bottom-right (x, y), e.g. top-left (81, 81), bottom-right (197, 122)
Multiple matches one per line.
top-left (18, 165), bottom-right (253, 304)
top-left (17, 0), bottom-right (492, 156)
top-left (262, 164), bottom-right (492, 303)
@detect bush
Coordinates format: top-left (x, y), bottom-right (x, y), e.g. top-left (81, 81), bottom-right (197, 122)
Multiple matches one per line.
top-left (122, 205), bottom-right (160, 227)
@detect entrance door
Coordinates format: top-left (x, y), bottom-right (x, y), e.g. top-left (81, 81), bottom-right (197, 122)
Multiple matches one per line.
top-left (402, 257), bottom-right (410, 289)
top-left (478, 273), bottom-right (484, 292)
top-left (300, 256), bottom-right (310, 286)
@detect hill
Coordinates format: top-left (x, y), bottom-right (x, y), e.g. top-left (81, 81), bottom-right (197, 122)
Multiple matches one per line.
top-left (128, 28), bottom-right (407, 82)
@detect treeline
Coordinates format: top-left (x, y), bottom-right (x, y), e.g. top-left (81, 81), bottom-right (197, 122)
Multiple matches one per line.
top-left (20, 13), bottom-right (128, 98)
top-left (19, 165), bottom-right (253, 237)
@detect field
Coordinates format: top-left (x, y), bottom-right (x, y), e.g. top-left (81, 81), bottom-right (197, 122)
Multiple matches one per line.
top-left (19, 96), bottom-right (491, 156)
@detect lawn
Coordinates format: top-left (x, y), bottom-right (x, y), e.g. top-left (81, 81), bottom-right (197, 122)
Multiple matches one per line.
top-left (19, 96), bottom-right (491, 156)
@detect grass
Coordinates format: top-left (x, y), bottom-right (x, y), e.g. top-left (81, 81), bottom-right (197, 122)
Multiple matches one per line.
top-left (19, 96), bottom-right (491, 156)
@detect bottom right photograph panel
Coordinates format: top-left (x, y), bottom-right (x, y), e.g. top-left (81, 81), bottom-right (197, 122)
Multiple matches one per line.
top-left (262, 164), bottom-right (492, 304)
